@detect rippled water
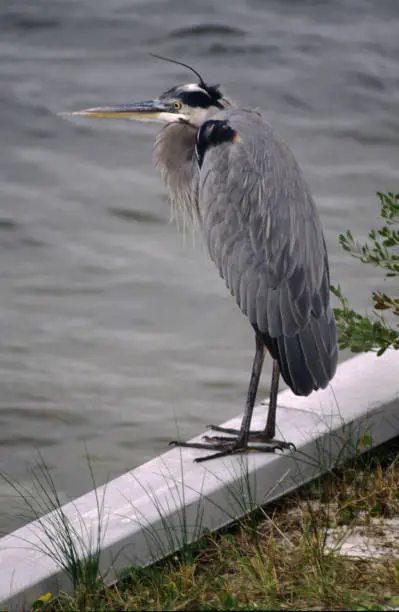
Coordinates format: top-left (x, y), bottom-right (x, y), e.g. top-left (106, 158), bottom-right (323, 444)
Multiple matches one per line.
top-left (0, 0), bottom-right (398, 532)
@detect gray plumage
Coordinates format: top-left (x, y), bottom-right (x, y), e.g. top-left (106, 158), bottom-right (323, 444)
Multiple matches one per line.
top-left (72, 68), bottom-right (338, 460)
top-left (155, 122), bottom-right (199, 224)
top-left (154, 107), bottom-right (337, 396)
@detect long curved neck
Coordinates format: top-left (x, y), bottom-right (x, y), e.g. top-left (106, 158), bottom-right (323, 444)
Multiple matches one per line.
top-left (153, 122), bottom-right (200, 225)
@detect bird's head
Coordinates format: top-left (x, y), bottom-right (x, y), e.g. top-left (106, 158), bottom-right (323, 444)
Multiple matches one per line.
top-left (70, 57), bottom-right (231, 128)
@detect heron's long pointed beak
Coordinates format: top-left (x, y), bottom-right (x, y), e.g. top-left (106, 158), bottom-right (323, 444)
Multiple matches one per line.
top-left (70, 100), bottom-right (175, 122)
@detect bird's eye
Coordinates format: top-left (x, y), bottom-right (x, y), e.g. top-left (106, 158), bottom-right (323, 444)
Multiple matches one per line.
top-left (173, 101), bottom-right (182, 110)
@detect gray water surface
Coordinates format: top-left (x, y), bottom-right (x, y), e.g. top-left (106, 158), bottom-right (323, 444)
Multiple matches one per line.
top-left (0, 0), bottom-right (398, 532)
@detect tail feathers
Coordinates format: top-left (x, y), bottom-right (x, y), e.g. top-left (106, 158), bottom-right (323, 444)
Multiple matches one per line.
top-left (261, 310), bottom-right (338, 397)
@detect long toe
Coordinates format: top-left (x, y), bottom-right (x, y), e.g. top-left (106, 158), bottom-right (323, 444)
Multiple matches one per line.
top-left (203, 435), bottom-right (290, 451)
top-left (207, 425), bottom-right (241, 435)
top-left (169, 438), bottom-right (283, 462)
top-left (206, 426), bottom-right (295, 450)
top-left (246, 434), bottom-right (296, 451)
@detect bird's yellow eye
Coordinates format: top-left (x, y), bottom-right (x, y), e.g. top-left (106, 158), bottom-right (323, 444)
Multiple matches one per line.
top-left (173, 101), bottom-right (182, 110)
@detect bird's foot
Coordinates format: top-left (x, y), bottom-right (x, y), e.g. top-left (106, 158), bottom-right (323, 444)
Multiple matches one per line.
top-left (206, 424), bottom-right (296, 451)
top-left (169, 437), bottom-right (283, 463)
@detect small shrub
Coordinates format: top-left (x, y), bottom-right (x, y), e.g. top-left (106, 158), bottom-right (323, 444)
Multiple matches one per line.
top-left (331, 191), bottom-right (398, 355)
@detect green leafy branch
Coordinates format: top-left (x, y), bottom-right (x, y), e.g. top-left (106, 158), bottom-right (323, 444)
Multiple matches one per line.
top-left (331, 191), bottom-right (399, 356)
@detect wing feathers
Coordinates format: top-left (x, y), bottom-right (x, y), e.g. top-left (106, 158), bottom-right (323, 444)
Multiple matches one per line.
top-left (274, 311), bottom-right (337, 396)
top-left (198, 108), bottom-right (338, 396)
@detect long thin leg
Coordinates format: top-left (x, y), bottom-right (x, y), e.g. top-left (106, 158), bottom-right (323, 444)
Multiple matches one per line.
top-left (170, 334), bottom-right (282, 462)
top-left (234, 332), bottom-right (265, 446)
top-left (264, 359), bottom-right (279, 438)
top-left (208, 358), bottom-right (294, 450)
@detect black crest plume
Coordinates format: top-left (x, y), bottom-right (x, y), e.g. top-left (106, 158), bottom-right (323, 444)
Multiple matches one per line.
top-left (150, 53), bottom-right (223, 105)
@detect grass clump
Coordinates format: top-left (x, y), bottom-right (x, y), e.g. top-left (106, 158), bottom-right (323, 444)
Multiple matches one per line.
top-left (43, 442), bottom-right (398, 611)
top-left (1, 451), bottom-right (106, 610)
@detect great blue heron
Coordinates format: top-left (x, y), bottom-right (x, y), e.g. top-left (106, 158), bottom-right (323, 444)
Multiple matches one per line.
top-left (72, 57), bottom-right (338, 462)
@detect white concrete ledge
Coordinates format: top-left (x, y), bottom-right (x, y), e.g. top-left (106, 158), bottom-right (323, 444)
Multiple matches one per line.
top-left (0, 350), bottom-right (398, 610)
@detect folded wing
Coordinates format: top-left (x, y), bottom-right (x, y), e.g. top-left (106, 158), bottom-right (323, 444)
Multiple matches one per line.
top-left (198, 109), bottom-right (338, 396)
